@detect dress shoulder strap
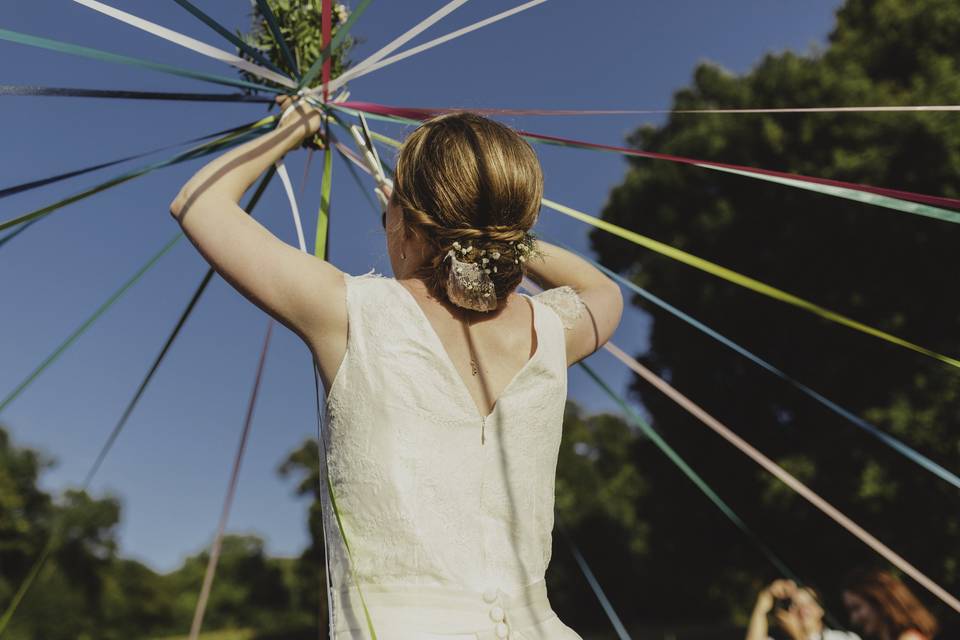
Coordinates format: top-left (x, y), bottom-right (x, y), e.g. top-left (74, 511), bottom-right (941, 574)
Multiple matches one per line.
top-left (331, 269), bottom-right (395, 384)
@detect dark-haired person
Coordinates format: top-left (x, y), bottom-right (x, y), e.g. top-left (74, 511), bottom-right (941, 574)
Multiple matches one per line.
top-left (748, 579), bottom-right (862, 640)
top-left (843, 569), bottom-right (939, 640)
top-left (169, 96), bottom-right (623, 638)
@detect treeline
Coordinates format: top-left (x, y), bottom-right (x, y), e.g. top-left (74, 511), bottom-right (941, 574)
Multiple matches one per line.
top-left (0, 422), bottom-right (320, 639)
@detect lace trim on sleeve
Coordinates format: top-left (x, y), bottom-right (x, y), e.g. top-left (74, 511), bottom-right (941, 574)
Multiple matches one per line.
top-left (533, 285), bottom-right (587, 330)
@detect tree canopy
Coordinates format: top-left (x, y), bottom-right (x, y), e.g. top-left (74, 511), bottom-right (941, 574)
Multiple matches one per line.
top-left (591, 0), bottom-right (960, 628)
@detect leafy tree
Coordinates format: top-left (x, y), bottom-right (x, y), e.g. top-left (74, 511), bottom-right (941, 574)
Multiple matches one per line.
top-left (0, 425), bottom-right (124, 640)
top-left (591, 0), bottom-right (960, 630)
top-left (164, 535), bottom-right (295, 634)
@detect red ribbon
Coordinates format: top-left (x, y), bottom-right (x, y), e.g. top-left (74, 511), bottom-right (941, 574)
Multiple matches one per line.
top-left (321, 0), bottom-right (332, 102)
top-left (339, 100), bottom-right (960, 211)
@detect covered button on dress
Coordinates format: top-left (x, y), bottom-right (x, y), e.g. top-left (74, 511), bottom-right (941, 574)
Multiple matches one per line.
top-left (319, 270), bottom-right (585, 639)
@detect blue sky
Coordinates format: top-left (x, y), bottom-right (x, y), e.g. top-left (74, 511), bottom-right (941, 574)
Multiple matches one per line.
top-left (1, 0), bottom-right (843, 572)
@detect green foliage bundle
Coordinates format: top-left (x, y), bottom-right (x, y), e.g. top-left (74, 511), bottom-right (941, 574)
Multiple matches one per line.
top-left (236, 0), bottom-right (357, 91)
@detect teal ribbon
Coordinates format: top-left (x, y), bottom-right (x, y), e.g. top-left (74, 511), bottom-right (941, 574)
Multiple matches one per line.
top-left (0, 233), bottom-right (182, 414)
top-left (0, 121), bottom-right (272, 233)
top-left (578, 362), bottom-right (797, 579)
top-left (172, 0), bottom-right (287, 76)
top-left (256, 0), bottom-right (300, 80)
top-left (556, 516), bottom-right (632, 640)
top-left (0, 27), bottom-right (282, 94)
top-left (565, 242), bottom-right (960, 491)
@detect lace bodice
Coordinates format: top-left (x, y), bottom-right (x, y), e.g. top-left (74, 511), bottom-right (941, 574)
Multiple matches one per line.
top-left (318, 270), bottom-right (582, 635)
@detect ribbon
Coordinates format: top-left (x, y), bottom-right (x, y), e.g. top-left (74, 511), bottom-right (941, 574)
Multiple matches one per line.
top-left (540, 197), bottom-right (960, 371)
top-left (3, 171), bottom-right (275, 639)
top-left (332, 0), bottom-right (548, 94)
top-left (346, 125), bottom-right (960, 372)
top-left (189, 320), bottom-right (275, 640)
top-left (256, 0), bottom-right (300, 80)
top-left (331, 134), bottom-right (956, 617)
top-left (275, 161), bottom-right (308, 251)
top-left (297, 0), bottom-right (374, 91)
top-left (315, 0), bottom-right (549, 98)
top-left (0, 84), bottom-right (274, 102)
top-left (567, 249), bottom-right (960, 491)
top-left (328, 121), bottom-right (816, 632)
top-left (0, 117), bottom-right (274, 202)
top-left (69, 0), bottom-right (296, 88)
top-left (306, 0), bottom-right (470, 98)
top-left (0, 232), bottom-right (181, 412)
top-left (172, 0), bottom-right (286, 76)
top-left (287, 161), bottom-right (377, 640)
top-left (277, 128), bottom-right (379, 638)
top-left (520, 278), bottom-right (800, 583)
top-left (333, 101), bottom-right (960, 220)
top-left (316, 126), bottom-right (334, 258)
top-left (0, 118), bottom-right (275, 233)
top-left (555, 517), bottom-right (633, 640)
top-left (321, 0), bottom-right (332, 101)
top-left (599, 341), bottom-right (960, 613)
top-left (353, 104), bottom-right (960, 117)
top-left (0, 27), bottom-right (282, 94)
top-left (334, 138), bottom-right (380, 215)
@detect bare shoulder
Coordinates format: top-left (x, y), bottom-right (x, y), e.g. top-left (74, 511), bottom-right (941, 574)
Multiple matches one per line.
top-left (532, 282), bottom-right (623, 367)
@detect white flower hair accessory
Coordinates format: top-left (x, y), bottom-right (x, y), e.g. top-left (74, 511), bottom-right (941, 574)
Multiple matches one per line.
top-left (441, 234), bottom-right (542, 312)
top-left (444, 241), bottom-right (497, 312)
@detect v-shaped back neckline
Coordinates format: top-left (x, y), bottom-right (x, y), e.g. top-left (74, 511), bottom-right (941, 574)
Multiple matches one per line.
top-left (391, 278), bottom-right (542, 422)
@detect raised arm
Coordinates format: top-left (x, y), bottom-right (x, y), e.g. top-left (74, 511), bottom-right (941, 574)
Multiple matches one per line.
top-left (524, 239), bottom-right (623, 366)
top-left (167, 98), bottom-right (346, 355)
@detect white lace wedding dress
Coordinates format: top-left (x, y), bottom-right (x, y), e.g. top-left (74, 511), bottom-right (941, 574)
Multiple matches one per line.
top-left (318, 269), bottom-right (586, 639)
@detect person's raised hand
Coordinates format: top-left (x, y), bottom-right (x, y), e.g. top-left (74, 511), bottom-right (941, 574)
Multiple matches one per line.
top-left (774, 606), bottom-right (806, 640)
top-left (755, 579), bottom-right (798, 615)
top-left (274, 94), bottom-right (325, 149)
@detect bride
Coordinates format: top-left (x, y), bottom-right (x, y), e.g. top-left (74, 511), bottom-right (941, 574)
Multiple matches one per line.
top-left (169, 97), bottom-right (623, 639)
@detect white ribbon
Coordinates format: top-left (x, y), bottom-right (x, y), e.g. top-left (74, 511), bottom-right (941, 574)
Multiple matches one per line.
top-left (304, 0), bottom-right (470, 99)
top-left (70, 0), bottom-right (297, 89)
top-left (274, 161), bottom-right (307, 251)
top-left (312, 0), bottom-right (548, 98)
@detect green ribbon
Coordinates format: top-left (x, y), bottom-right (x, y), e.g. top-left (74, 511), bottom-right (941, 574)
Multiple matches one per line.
top-left (0, 27), bottom-right (282, 94)
top-left (308, 146), bottom-right (378, 638)
top-left (350, 126), bottom-right (960, 372)
top-left (315, 125), bottom-right (334, 258)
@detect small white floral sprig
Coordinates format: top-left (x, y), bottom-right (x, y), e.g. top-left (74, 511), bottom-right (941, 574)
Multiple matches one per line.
top-left (450, 233), bottom-right (541, 273)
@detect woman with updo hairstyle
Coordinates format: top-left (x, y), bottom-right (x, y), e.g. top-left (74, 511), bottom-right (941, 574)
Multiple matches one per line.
top-left (842, 569), bottom-right (939, 640)
top-left (170, 97), bottom-right (623, 638)
top-left (388, 110), bottom-right (544, 310)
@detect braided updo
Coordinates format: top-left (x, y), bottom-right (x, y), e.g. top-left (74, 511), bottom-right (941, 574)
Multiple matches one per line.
top-left (390, 111), bottom-right (544, 310)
